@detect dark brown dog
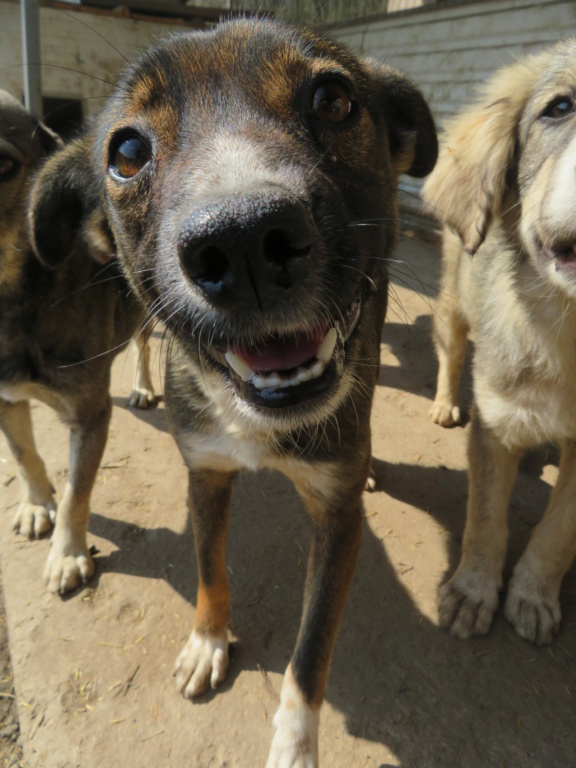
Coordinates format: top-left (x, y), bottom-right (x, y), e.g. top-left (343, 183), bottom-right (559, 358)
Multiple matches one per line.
top-left (89, 19), bottom-right (436, 766)
top-left (0, 91), bottom-right (155, 595)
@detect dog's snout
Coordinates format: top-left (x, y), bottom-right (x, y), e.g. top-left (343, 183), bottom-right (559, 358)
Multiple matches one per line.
top-left (178, 191), bottom-right (315, 310)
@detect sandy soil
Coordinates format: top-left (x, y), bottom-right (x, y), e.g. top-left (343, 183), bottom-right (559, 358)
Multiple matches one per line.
top-left (0, 232), bottom-right (575, 768)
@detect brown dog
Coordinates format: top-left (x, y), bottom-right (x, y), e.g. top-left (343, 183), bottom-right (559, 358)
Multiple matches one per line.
top-left (423, 40), bottom-right (576, 646)
top-left (87, 18), bottom-right (436, 765)
top-left (0, 91), bottom-right (155, 594)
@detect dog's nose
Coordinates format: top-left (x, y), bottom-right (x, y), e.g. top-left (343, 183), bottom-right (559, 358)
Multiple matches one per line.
top-left (178, 190), bottom-right (316, 310)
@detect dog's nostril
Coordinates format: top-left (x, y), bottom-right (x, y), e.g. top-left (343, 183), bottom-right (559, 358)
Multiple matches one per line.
top-left (182, 244), bottom-right (230, 288)
top-left (263, 229), bottom-right (312, 266)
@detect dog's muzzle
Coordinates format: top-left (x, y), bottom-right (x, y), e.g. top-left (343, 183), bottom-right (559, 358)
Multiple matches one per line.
top-left (177, 188), bottom-right (364, 410)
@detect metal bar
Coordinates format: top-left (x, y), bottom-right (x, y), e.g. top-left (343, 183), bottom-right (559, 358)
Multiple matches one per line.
top-left (20, 0), bottom-right (43, 117)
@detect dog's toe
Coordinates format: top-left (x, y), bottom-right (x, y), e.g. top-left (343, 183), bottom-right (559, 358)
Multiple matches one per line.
top-left (44, 548), bottom-right (94, 594)
top-left (438, 573), bottom-right (499, 638)
top-left (505, 560), bottom-right (561, 645)
top-left (174, 630), bottom-right (229, 698)
top-left (13, 501), bottom-right (55, 539)
top-left (430, 400), bottom-right (461, 427)
top-left (128, 387), bottom-right (157, 409)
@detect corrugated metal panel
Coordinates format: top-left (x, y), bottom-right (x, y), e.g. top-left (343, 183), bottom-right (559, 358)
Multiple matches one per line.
top-left (329, 0), bottom-right (576, 203)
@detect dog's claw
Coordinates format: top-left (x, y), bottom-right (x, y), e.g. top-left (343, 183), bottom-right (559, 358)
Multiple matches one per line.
top-left (438, 573), bottom-right (499, 638)
top-left (430, 400), bottom-right (461, 427)
top-left (174, 630), bottom-right (229, 698)
top-left (128, 387), bottom-right (156, 410)
top-left (13, 500), bottom-right (55, 539)
top-left (504, 560), bottom-right (561, 645)
top-left (44, 547), bottom-right (94, 594)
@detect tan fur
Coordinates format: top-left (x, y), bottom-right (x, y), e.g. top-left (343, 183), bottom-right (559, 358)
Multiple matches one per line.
top-left (422, 50), bottom-right (551, 254)
top-left (424, 39), bottom-right (576, 645)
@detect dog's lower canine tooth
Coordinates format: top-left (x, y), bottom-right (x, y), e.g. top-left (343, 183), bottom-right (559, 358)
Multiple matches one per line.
top-left (225, 352), bottom-right (254, 382)
top-left (316, 328), bottom-right (337, 364)
top-left (310, 360), bottom-right (324, 378)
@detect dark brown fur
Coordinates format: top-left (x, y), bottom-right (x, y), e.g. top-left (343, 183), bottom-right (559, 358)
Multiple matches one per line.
top-left (90, 19), bottom-right (437, 766)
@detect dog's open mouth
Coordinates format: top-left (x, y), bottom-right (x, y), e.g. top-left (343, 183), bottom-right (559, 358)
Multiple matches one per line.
top-left (206, 294), bottom-right (363, 409)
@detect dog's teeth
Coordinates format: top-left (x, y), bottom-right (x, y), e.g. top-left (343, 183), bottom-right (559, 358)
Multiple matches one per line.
top-left (225, 352), bottom-right (254, 382)
top-left (309, 360), bottom-right (324, 378)
top-left (316, 328), bottom-right (337, 364)
top-left (290, 367), bottom-right (311, 386)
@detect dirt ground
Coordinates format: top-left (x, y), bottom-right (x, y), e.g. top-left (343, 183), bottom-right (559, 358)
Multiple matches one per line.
top-left (0, 230), bottom-right (575, 768)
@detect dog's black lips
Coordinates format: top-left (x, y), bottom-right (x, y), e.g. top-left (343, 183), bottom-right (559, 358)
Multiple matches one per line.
top-left (204, 285), bottom-right (365, 411)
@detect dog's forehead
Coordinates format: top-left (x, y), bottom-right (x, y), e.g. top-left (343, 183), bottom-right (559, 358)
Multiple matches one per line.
top-left (526, 41), bottom-right (576, 111)
top-left (518, 41), bottom-right (576, 141)
top-left (115, 20), bottom-right (362, 124)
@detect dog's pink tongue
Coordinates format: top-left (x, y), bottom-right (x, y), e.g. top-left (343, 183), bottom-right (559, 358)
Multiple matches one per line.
top-left (231, 327), bottom-right (327, 372)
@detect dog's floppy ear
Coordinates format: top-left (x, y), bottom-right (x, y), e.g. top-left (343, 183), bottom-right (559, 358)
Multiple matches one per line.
top-left (29, 135), bottom-right (114, 268)
top-left (421, 55), bottom-right (543, 254)
top-left (367, 61), bottom-right (438, 179)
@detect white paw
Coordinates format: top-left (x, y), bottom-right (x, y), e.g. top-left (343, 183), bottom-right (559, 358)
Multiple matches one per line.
top-left (13, 499), bottom-right (56, 539)
top-left (174, 630), bottom-right (228, 698)
top-left (265, 712), bottom-right (318, 768)
top-left (364, 468), bottom-right (377, 492)
top-left (504, 555), bottom-right (561, 645)
top-left (128, 387), bottom-right (156, 409)
top-left (265, 670), bottom-right (319, 768)
top-left (438, 568), bottom-right (500, 638)
top-left (430, 400), bottom-right (461, 427)
top-left (44, 541), bottom-right (94, 594)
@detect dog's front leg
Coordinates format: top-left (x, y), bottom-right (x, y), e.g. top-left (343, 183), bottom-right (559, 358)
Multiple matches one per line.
top-left (505, 439), bottom-right (576, 645)
top-left (44, 395), bottom-right (111, 594)
top-left (0, 399), bottom-right (56, 538)
top-left (128, 331), bottom-right (156, 410)
top-left (175, 469), bottom-right (232, 698)
top-left (439, 408), bottom-right (520, 637)
top-left (266, 479), bottom-right (363, 768)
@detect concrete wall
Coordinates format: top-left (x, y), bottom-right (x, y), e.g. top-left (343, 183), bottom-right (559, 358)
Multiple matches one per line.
top-left (0, 1), bottom-right (189, 119)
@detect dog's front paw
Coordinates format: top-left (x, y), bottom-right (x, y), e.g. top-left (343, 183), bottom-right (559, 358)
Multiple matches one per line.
top-left (128, 386), bottom-right (156, 409)
top-left (44, 542), bottom-right (94, 594)
top-left (265, 701), bottom-right (319, 768)
top-left (13, 499), bottom-right (56, 539)
top-left (504, 556), bottom-right (561, 645)
top-left (438, 569), bottom-right (499, 638)
top-left (174, 630), bottom-right (228, 698)
top-left (430, 399), bottom-right (461, 427)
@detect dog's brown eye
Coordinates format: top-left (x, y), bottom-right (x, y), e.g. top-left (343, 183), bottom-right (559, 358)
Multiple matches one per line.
top-left (110, 135), bottom-right (151, 179)
top-left (0, 155), bottom-right (16, 178)
top-left (542, 96), bottom-right (575, 119)
top-left (312, 81), bottom-right (352, 123)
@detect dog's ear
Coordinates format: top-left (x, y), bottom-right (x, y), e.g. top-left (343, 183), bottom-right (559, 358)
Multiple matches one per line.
top-left (33, 120), bottom-right (63, 158)
top-left (29, 135), bottom-right (113, 267)
top-left (367, 61), bottom-right (438, 179)
top-left (421, 56), bottom-right (543, 254)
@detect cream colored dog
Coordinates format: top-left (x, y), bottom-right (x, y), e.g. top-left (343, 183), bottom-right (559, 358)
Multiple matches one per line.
top-left (422, 39), bottom-right (576, 645)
